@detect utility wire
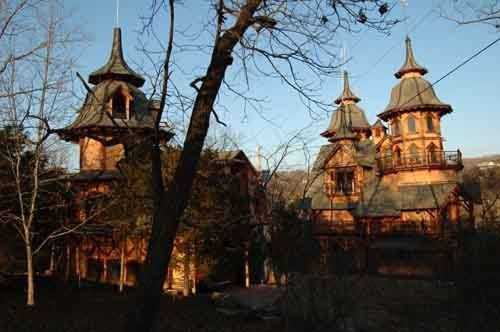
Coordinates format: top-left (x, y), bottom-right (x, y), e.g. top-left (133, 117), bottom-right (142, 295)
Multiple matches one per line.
top-left (399, 36), bottom-right (500, 108)
top-left (354, 3), bottom-right (438, 81)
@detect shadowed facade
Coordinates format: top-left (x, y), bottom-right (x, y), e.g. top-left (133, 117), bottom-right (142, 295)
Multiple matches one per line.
top-left (304, 37), bottom-right (475, 277)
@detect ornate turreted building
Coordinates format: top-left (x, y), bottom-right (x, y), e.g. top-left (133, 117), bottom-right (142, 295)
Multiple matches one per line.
top-left (304, 37), bottom-right (474, 277)
top-left (56, 27), bottom-right (175, 289)
top-left (56, 27), bottom-right (266, 292)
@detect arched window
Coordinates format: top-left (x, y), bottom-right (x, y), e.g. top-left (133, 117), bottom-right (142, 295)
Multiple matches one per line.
top-left (392, 119), bottom-right (401, 136)
top-left (112, 91), bottom-right (127, 119)
top-left (408, 143), bottom-right (420, 164)
top-left (407, 115), bottom-right (417, 134)
top-left (427, 143), bottom-right (439, 164)
top-left (426, 115), bottom-right (434, 133)
top-left (394, 146), bottom-right (402, 166)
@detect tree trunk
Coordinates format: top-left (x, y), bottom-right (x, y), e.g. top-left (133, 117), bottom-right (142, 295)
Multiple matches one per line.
top-left (25, 236), bottom-right (35, 306)
top-left (124, 2), bottom-right (262, 331)
top-left (120, 236), bottom-right (126, 293)
top-left (183, 250), bottom-right (190, 296)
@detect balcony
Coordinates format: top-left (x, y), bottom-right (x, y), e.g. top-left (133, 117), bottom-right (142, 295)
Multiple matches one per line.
top-left (376, 150), bottom-right (463, 174)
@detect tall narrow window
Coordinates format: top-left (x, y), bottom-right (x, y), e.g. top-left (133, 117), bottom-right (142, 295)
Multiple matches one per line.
top-left (394, 147), bottom-right (402, 166)
top-left (374, 128), bottom-right (381, 138)
top-left (112, 92), bottom-right (127, 119)
top-left (427, 143), bottom-right (439, 164)
top-left (408, 143), bottom-right (420, 164)
top-left (392, 119), bottom-right (401, 136)
top-left (426, 115), bottom-right (434, 133)
top-left (335, 169), bottom-right (354, 194)
top-left (407, 115), bottom-right (417, 134)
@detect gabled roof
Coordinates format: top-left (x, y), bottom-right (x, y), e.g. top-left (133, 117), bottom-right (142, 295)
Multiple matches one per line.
top-left (88, 28), bottom-right (145, 87)
top-left (216, 149), bottom-right (257, 174)
top-left (372, 119), bottom-right (386, 129)
top-left (312, 144), bottom-right (340, 171)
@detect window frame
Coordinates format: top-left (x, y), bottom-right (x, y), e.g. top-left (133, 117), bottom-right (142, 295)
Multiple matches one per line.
top-left (426, 114), bottom-right (435, 133)
top-left (334, 168), bottom-right (355, 195)
top-left (407, 115), bottom-right (417, 134)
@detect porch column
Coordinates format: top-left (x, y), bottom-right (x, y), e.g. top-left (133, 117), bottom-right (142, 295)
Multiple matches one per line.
top-left (244, 249), bottom-right (250, 288)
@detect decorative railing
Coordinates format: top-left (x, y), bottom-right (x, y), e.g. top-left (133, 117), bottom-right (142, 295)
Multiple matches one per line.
top-left (312, 219), bottom-right (474, 238)
top-left (376, 150), bottom-right (462, 174)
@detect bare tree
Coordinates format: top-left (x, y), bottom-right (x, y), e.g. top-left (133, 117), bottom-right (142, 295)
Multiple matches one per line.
top-left (125, 1), bottom-right (397, 330)
top-left (442, 0), bottom-right (500, 29)
top-left (0, 0), bottom-right (83, 306)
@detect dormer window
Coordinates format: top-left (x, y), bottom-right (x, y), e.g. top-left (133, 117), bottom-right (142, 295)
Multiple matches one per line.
top-left (111, 89), bottom-right (131, 119)
top-left (392, 119), bottom-right (401, 136)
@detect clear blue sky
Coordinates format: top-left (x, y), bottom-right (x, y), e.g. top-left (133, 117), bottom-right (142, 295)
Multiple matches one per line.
top-left (67, 0), bottom-right (500, 170)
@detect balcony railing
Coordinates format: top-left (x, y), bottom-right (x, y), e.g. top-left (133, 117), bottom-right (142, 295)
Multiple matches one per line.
top-left (376, 150), bottom-right (462, 174)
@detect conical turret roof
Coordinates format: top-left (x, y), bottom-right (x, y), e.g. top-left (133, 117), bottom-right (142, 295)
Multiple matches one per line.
top-left (89, 28), bottom-right (145, 87)
top-left (394, 36), bottom-right (428, 79)
top-left (322, 71), bottom-right (370, 139)
top-left (378, 37), bottom-right (452, 120)
top-left (335, 71), bottom-right (361, 104)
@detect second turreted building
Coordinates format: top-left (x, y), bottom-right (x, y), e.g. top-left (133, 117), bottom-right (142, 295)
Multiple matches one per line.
top-left (305, 37), bottom-right (473, 277)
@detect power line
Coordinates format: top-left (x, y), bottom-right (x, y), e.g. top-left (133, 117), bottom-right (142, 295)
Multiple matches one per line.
top-left (400, 36), bottom-right (500, 108)
top-left (354, 2), bottom-right (438, 81)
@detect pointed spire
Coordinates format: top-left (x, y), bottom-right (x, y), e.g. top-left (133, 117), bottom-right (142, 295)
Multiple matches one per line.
top-left (335, 71), bottom-right (361, 105)
top-left (395, 36), bottom-right (428, 79)
top-left (88, 28), bottom-right (145, 87)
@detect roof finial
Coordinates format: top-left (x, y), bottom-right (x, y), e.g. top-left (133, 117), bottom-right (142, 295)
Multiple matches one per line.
top-left (115, 0), bottom-right (120, 27)
top-left (88, 28), bottom-right (146, 87)
top-left (395, 35), bottom-right (428, 79)
top-left (334, 71), bottom-right (361, 105)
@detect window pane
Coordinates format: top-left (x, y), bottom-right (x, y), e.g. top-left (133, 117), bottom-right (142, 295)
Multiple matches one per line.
top-left (407, 116), bottom-right (417, 134)
top-left (426, 116), bottom-right (434, 132)
top-left (113, 94), bottom-right (127, 119)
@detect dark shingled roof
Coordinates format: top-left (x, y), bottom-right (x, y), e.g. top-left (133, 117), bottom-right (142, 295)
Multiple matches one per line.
top-left (355, 140), bottom-right (376, 167)
top-left (357, 177), bottom-right (401, 217)
top-left (89, 28), bottom-right (145, 87)
top-left (322, 71), bottom-right (370, 139)
top-left (399, 183), bottom-right (457, 210)
top-left (312, 140), bottom-right (376, 172)
top-left (379, 76), bottom-right (452, 119)
top-left (357, 180), bottom-right (459, 217)
top-left (395, 37), bottom-right (428, 79)
top-left (334, 71), bottom-right (360, 105)
top-left (312, 144), bottom-right (340, 171)
top-left (59, 80), bottom-right (158, 139)
top-left (379, 37), bottom-right (452, 120)
top-left (325, 103), bottom-right (371, 135)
